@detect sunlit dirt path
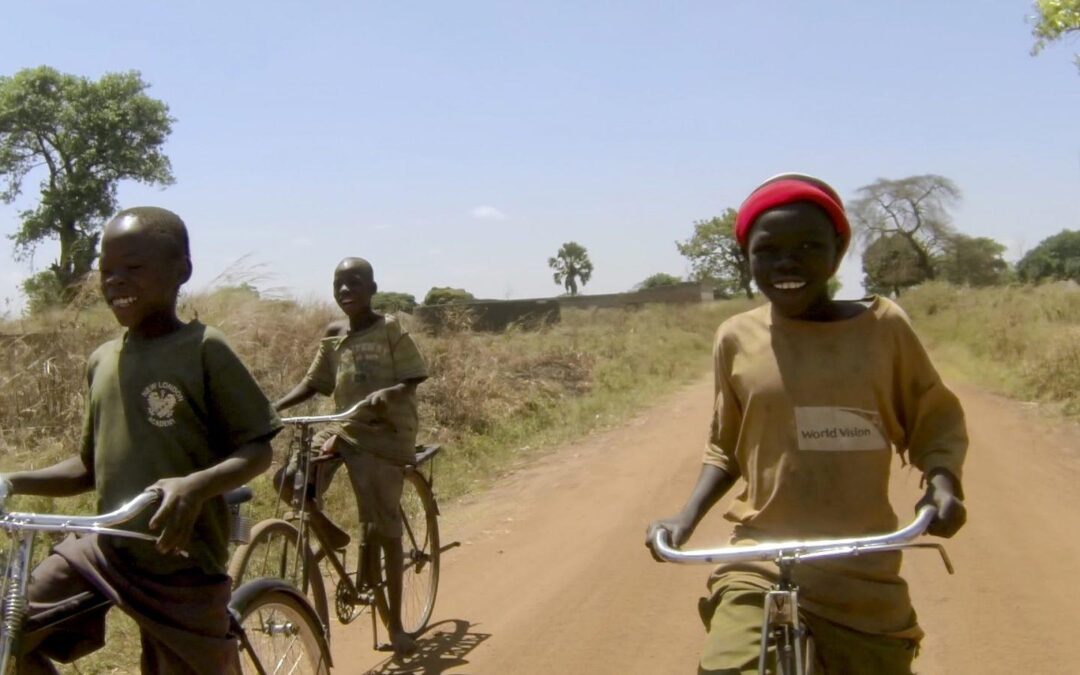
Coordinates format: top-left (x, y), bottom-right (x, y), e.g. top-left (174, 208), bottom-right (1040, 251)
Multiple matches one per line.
top-left (333, 375), bottom-right (1080, 674)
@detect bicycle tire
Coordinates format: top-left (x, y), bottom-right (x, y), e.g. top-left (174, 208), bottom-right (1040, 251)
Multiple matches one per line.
top-left (228, 518), bottom-right (330, 631)
top-left (233, 579), bottom-right (330, 675)
top-left (397, 469), bottom-right (440, 635)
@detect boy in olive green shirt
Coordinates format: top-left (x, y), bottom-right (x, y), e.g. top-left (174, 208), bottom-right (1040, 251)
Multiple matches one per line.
top-left (275, 256), bottom-right (428, 657)
top-left (2, 207), bottom-right (281, 674)
top-left (647, 175), bottom-right (967, 674)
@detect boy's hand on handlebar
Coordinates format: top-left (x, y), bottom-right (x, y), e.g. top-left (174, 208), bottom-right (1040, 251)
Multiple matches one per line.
top-left (918, 469), bottom-right (966, 538)
top-left (148, 475), bottom-right (206, 556)
top-left (645, 514), bottom-right (696, 563)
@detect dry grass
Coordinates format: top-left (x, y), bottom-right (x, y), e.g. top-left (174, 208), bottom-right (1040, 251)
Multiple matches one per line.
top-left (898, 281), bottom-right (1080, 416)
top-left (0, 288), bottom-right (751, 673)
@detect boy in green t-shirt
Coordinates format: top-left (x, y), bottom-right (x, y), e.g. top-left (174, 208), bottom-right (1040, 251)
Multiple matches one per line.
top-left (646, 174), bottom-right (968, 674)
top-left (1, 207), bottom-right (282, 674)
top-left (274, 256), bottom-right (428, 657)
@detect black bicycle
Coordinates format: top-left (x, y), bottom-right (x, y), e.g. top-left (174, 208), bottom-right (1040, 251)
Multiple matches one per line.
top-left (228, 400), bottom-right (442, 652)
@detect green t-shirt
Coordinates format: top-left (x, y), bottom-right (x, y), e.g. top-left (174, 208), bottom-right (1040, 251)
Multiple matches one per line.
top-left (80, 321), bottom-right (282, 576)
top-left (302, 314), bottom-right (428, 463)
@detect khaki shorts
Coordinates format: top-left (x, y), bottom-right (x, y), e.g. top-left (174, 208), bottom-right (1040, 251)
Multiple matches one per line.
top-left (699, 581), bottom-right (917, 675)
top-left (308, 431), bottom-right (406, 539)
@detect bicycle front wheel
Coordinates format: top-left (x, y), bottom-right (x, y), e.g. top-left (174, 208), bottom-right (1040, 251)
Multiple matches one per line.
top-left (234, 580), bottom-right (330, 675)
top-left (398, 470), bottom-right (440, 635)
top-left (229, 518), bottom-right (330, 631)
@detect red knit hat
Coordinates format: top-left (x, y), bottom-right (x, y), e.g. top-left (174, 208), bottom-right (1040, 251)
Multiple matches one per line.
top-left (734, 174), bottom-right (849, 251)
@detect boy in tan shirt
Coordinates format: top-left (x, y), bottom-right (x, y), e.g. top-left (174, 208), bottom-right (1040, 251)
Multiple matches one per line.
top-left (275, 256), bottom-right (428, 657)
top-left (647, 174), bottom-right (967, 674)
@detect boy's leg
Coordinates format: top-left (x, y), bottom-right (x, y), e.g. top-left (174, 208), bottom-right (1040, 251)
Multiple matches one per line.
top-left (272, 430), bottom-right (351, 550)
top-left (801, 610), bottom-right (917, 675)
top-left (18, 544), bottom-right (110, 674)
top-left (339, 449), bottom-right (415, 655)
top-left (698, 581), bottom-right (772, 675)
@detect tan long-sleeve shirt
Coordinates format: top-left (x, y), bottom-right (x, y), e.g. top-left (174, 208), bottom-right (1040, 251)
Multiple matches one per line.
top-left (704, 296), bottom-right (967, 636)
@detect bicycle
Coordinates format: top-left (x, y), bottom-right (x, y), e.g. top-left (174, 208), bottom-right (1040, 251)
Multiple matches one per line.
top-left (0, 486), bottom-right (331, 674)
top-left (228, 399), bottom-right (442, 652)
top-left (650, 506), bottom-right (953, 675)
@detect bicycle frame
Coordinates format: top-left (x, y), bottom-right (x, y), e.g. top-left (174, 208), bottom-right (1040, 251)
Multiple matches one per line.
top-left (651, 506), bottom-right (953, 675)
top-left (0, 490), bottom-right (160, 673)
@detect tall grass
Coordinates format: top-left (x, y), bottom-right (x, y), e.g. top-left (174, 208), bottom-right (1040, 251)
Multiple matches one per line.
top-left (898, 281), bottom-right (1080, 415)
top-left (0, 290), bottom-right (750, 673)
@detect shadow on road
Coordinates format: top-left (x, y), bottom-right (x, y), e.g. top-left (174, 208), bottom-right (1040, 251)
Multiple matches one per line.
top-left (364, 619), bottom-right (491, 674)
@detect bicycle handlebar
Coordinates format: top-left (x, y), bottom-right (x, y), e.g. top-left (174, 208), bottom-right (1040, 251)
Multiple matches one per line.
top-left (652, 506), bottom-right (939, 566)
top-left (0, 489), bottom-right (162, 543)
top-left (281, 398), bottom-right (374, 425)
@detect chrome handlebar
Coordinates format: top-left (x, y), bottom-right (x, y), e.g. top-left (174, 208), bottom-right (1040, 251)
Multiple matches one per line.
top-left (281, 398), bottom-right (373, 425)
top-left (652, 506), bottom-right (948, 569)
top-left (0, 489), bottom-right (162, 543)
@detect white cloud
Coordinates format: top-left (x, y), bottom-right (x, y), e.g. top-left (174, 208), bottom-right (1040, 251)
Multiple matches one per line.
top-left (470, 205), bottom-right (507, 221)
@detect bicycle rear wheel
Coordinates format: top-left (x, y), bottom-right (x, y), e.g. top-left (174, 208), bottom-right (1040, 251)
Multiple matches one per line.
top-left (233, 580), bottom-right (330, 675)
top-left (228, 518), bottom-right (330, 631)
top-left (397, 469), bottom-right (440, 635)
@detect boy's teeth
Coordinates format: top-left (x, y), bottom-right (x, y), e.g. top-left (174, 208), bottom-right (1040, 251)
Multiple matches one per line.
top-left (113, 297), bottom-right (136, 307)
top-left (775, 281), bottom-right (806, 290)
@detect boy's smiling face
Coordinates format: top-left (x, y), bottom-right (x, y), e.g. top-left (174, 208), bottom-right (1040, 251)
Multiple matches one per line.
top-left (333, 257), bottom-right (376, 321)
top-left (99, 214), bottom-right (191, 336)
top-left (747, 202), bottom-right (842, 319)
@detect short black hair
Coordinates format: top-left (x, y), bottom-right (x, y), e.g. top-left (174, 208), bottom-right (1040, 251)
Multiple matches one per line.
top-left (108, 207), bottom-right (191, 262)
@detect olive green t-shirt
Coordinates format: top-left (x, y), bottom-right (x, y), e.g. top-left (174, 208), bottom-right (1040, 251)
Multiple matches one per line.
top-left (703, 296), bottom-right (967, 637)
top-left (302, 315), bottom-right (428, 463)
top-left (80, 321), bottom-right (282, 576)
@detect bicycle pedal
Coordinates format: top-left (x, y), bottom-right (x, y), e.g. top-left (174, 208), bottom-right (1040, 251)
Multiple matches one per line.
top-left (375, 642), bottom-right (394, 653)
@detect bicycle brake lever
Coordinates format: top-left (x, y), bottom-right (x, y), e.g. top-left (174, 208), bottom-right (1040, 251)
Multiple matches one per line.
top-left (904, 542), bottom-right (955, 575)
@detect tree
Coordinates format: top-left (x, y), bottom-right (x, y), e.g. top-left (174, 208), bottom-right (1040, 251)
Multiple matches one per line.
top-left (0, 66), bottom-right (174, 303)
top-left (423, 287), bottom-right (475, 306)
top-left (938, 234), bottom-right (1009, 287)
top-left (636, 273), bottom-right (682, 290)
top-left (849, 175), bottom-right (961, 281)
top-left (1016, 229), bottom-right (1080, 283)
top-left (675, 209), bottom-right (753, 299)
top-left (1030, 0), bottom-right (1080, 71)
top-left (862, 234), bottom-right (928, 297)
top-left (548, 241), bottom-right (593, 296)
top-left (372, 291), bottom-right (418, 313)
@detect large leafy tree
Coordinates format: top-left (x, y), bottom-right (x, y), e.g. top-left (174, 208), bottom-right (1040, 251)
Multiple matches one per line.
top-left (636, 272), bottom-right (682, 290)
top-left (675, 209), bottom-right (753, 299)
top-left (938, 234), bottom-right (1009, 287)
top-left (1016, 229), bottom-right (1080, 282)
top-left (849, 175), bottom-right (961, 281)
top-left (862, 234), bottom-right (927, 297)
top-left (372, 291), bottom-right (418, 313)
top-left (422, 287), bottom-right (475, 306)
top-left (548, 241), bottom-right (593, 296)
top-left (0, 66), bottom-right (174, 301)
top-left (1031, 0), bottom-right (1080, 71)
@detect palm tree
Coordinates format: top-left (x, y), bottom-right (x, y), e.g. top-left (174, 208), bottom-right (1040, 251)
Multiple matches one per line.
top-left (548, 242), bottom-right (593, 296)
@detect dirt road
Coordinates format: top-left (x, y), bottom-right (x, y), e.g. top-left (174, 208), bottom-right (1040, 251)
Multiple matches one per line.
top-left (336, 376), bottom-right (1080, 674)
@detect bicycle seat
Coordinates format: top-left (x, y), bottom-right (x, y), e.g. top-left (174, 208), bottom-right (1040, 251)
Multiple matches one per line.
top-left (413, 444), bottom-right (441, 465)
top-left (225, 486), bottom-right (254, 505)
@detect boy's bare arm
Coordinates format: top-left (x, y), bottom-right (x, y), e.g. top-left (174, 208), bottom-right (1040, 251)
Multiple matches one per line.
top-left (274, 381), bottom-right (319, 411)
top-left (646, 464), bottom-right (737, 559)
top-left (366, 377), bottom-right (426, 406)
top-left (5, 456), bottom-right (94, 497)
top-left (149, 438), bottom-right (273, 554)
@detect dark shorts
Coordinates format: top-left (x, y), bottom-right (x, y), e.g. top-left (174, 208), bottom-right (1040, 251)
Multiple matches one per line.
top-left (699, 581), bottom-right (918, 675)
top-left (278, 429), bottom-right (407, 539)
top-left (18, 535), bottom-right (239, 675)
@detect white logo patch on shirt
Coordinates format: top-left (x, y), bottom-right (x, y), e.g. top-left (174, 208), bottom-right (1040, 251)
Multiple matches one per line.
top-left (794, 407), bottom-right (888, 451)
top-left (143, 382), bottom-right (183, 428)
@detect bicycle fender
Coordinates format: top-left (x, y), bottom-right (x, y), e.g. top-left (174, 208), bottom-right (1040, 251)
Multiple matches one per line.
top-left (230, 577), bottom-right (333, 669)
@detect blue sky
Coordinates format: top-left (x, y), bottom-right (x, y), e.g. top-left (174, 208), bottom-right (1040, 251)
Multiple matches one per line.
top-left (2, 1), bottom-right (1078, 312)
